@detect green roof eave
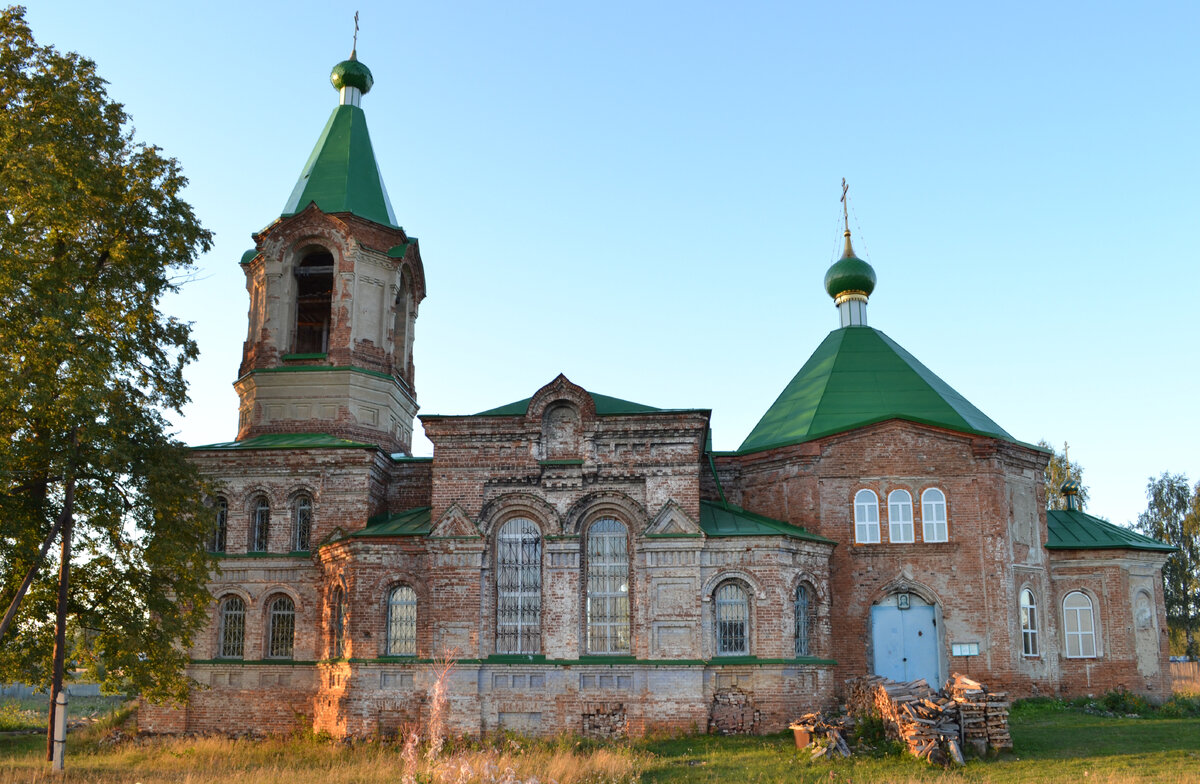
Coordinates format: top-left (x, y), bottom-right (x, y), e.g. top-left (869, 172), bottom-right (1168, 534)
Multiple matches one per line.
top-left (464, 391), bottom-right (702, 418)
top-left (349, 506), bottom-right (433, 538)
top-left (699, 500), bottom-right (834, 544)
top-left (281, 104), bottom-right (398, 228)
top-left (191, 433), bottom-right (376, 451)
top-left (1045, 509), bottom-right (1175, 553)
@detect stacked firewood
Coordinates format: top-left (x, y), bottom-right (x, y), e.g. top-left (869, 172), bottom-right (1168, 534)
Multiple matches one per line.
top-left (946, 673), bottom-right (1012, 751)
top-left (858, 677), bottom-right (965, 765)
top-left (788, 712), bottom-right (852, 759)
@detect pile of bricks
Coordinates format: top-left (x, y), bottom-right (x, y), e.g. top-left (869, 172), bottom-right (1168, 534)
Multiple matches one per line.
top-left (707, 688), bottom-right (759, 735)
top-left (947, 673), bottom-right (1012, 752)
top-left (581, 702), bottom-right (626, 739)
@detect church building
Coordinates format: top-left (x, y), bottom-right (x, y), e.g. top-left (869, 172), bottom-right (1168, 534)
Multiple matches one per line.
top-left (140, 52), bottom-right (1175, 738)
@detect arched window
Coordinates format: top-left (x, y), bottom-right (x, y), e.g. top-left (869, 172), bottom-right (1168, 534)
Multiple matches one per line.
top-left (496, 518), bottom-right (542, 654)
top-left (854, 490), bottom-right (880, 543)
top-left (267, 595), bottom-right (295, 659)
top-left (208, 498), bottom-right (227, 553)
top-left (1020, 588), bottom-right (1039, 657)
top-left (715, 582), bottom-right (749, 656)
top-left (888, 490), bottom-right (914, 543)
top-left (294, 249), bottom-right (334, 354)
top-left (293, 495), bottom-right (312, 552)
top-left (922, 488), bottom-right (948, 542)
top-left (1063, 591), bottom-right (1096, 658)
top-left (217, 596), bottom-right (245, 659)
top-left (387, 584), bottom-right (417, 656)
top-left (586, 518), bottom-right (630, 654)
top-left (330, 586), bottom-right (347, 659)
top-left (795, 583), bottom-right (815, 657)
top-left (251, 496), bottom-right (270, 552)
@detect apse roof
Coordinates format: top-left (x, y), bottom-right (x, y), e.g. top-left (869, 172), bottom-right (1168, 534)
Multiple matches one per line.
top-left (699, 500), bottom-right (834, 543)
top-left (1045, 509), bottom-right (1175, 552)
top-left (737, 326), bottom-right (1016, 453)
top-left (352, 506), bottom-right (433, 538)
top-left (474, 391), bottom-right (666, 417)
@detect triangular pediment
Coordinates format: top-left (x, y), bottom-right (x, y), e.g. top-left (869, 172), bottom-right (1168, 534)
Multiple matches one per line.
top-left (645, 501), bottom-right (703, 537)
top-left (430, 504), bottom-right (481, 539)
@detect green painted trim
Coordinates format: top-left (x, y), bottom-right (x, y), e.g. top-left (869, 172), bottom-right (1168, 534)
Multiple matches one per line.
top-left (644, 533), bottom-right (704, 539)
top-left (539, 459), bottom-right (584, 466)
top-left (190, 659), bottom-right (318, 666)
top-left (242, 365), bottom-right (395, 383)
top-left (391, 456), bottom-right (433, 463)
top-left (215, 551), bottom-right (313, 560)
top-left (191, 655), bottom-right (837, 668)
top-left (281, 352), bottom-right (328, 361)
top-left (485, 654), bottom-right (547, 664)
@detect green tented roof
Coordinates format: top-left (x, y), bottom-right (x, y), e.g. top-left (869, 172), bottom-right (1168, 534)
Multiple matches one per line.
top-left (193, 433), bottom-right (375, 450)
top-left (281, 104), bottom-right (398, 228)
top-left (474, 391), bottom-right (665, 417)
top-left (738, 326), bottom-right (1014, 453)
top-left (1045, 509), bottom-right (1175, 552)
top-left (351, 506), bottom-right (432, 538)
top-left (699, 500), bottom-right (834, 543)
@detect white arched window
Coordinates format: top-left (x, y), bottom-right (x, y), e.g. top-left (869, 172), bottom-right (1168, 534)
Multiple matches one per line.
top-left (496, 518), bottom-right (542, 654)
top-left (1020, 588), bottom-right (1039, 657)
top-left (921, 488), bottom-right (948, 542)
top-left (795, 583), bottom-right (815, 657)
top-left (251, 496), bottom-right (270, 552)
top-left (208, 498), bottom-right (228, 553)
top-left (854, 490), bottom-right (880, 543)
top-left (217, 596), bottom-right (245, 659)
top-left (387, 584), bottom-right (417, 656)
top-left (267, 595), bottom-right (295, 659)
top-left (292, 495), bottom-right (312, 551)
top-left (1063, 591), bottom-right (1096, 658)
top-left (586, 518), bottom-right (630, 654)
top-left (888, 490), bottom-right (914, 543)
top-left (715, 582), bottom-right (749, 656)
top-left (330, 586), bottom-right (347, 659)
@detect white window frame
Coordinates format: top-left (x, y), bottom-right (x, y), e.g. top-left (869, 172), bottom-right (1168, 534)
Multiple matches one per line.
top-left (854, 490), bottom-right (880, 544)
top-left (386, 584), bottom-right (417, 656)
top-left (1063, 591), bottom-right (1097, 658)
top-left (585, 518), bottom-right (630, 655)
top-left (921, 488), bottom-right (948, 542)
top-left (888, 489), bottom-right (914, 543)
top-left (496, 518), bottom-right (542, 654)
top-left (1020, 588), bottom-right (1039, 657)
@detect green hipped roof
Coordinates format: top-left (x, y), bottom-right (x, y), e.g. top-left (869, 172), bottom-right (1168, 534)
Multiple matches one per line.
top-left (193, 433), bottom-right (375, 450)
top-left (699, 500), bottom-right (834, 543)
top-left (738, 326), bottom-right (1014, 453)
top-left (474, 391), bottom-right (665, 417)
top-left (281, 104), bottom-right (398, 228)
top-left (1046, 509), bottom-right (1175, 552)
top-left (351, 506), bottom-right (433, 538)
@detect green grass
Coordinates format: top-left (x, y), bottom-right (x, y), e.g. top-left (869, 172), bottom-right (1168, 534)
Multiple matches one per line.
top-left (0, 695), bottom-right (127, 732)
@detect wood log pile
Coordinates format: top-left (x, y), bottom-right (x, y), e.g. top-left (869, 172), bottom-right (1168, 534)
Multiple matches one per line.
top-left (854, 676), bottom-right (964, 765)
top-left (788, 712), bottom-right (852, 759)
top-left (946, 673), bottom-right (1012, 752)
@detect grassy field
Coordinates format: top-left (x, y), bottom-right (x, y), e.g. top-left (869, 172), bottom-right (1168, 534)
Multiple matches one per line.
top-left (0, 698), bottom-right (1198, 783)
top-left (0, 695), bottom-right (128, 732)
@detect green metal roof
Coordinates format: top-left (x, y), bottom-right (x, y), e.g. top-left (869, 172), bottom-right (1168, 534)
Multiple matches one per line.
top-left (351, 506), bottom-right (432, 538)
top-left (193, 433), bottom-right (375, 450)
top-left (738, 326), bottom-right (1014, 453)
top-left (474, 391), bottom-right (665, 417)
top-left (1045, 509), bottom-right (1175, 552)
top-left (699, 500), bottom-right (834, 543)
top-left (281, 104), bottom-right (397, 228)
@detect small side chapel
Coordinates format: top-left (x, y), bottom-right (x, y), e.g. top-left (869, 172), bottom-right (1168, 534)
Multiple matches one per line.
top-left (141, 51), bottom-right (1175, 738)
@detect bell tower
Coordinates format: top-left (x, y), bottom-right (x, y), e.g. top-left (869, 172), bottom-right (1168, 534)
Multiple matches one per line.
top-left (234, 50), bottom-right (426, 454)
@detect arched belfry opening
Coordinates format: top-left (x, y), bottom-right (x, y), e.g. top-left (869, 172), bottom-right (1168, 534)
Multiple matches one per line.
top-left (294, 248), bottom-right (334, 354)
top-left (393, 267), bottom-right (414, 385)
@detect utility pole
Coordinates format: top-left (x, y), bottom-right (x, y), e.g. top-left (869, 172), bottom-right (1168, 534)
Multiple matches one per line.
top-left (45, 472), bottom-right (74, 765)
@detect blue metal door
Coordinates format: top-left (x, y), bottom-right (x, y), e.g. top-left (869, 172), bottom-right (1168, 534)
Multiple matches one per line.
top-left (870, 605), bottom-right (940, 686)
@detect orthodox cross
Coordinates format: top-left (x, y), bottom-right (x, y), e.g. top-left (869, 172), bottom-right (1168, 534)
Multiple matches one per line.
top-left (841, 178), bottom-right (850, 232)
top-left (352, 11), bottom-right (360, 55)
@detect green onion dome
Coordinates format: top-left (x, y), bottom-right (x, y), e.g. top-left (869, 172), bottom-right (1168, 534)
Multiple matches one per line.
top-left (331, 57), bottom-right (374, 94)
top-left (824, 233), bottom-right (876, 299)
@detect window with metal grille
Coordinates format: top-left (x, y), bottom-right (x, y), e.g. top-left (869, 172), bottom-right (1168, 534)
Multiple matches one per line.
top-left (267, 595), bottom-right (295, 659)
top-left (208, 498), bottom-right (227, 553)
top-left (854, 490), bottom-right (879, 543)
top-left (1063, 591), bottom-right (1095, 658)
top-left (888, 489), bottom-right (914, 543)
top-left (795, 583), bottom-right (815, 657)
top-left (218, 596), bottom-right (245, 658)
top-left (387, 585), bottom-right (417, 656)
top-left (1020, 588), bottom-right (1039, 657)
top-left (586, 518), bottom-right (630, 654)
top-left (922, 488), bottom-right (948, 542)
top-left (251, 497), bottom-right (270, 552)
top-left (496, 518), bottom-right (541, 654)
top-left (715, 582), bottom-right (749, 656)
top-left (330, 586), bottom-right (347, 658)
top-left (293, 495), bottom-right (312, 551)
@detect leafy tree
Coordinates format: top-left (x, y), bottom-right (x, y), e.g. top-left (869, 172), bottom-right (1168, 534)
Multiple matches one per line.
top-left (0, 5), bottom-right (214, 704)
top-left (1135, 473), bottom-right (1200, 660)
top-left (1038, 440), bottom-right (1089, 511)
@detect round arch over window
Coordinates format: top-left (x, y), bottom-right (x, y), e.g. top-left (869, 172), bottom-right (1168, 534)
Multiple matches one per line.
top-left (1020, 588), bottom-right (1039, 657)
top-left (293, 248), bottom-right (334, 354)
top-left (1063, 591), bottom-right (1097, 658)
top-left (267, 595), bottom-right (295, 659)
top-left (217, 596), bottom-right (245, 659)
top-left (496, 518), bottom-right (542, 654)
top-left (250, 496), bottom-right (270, 552)
top-left (387, 584), bottom-right (417, 656)
top-left (714, 581), bottom-right (750, 656)
top-left (795, 582), bottom-right (816, 657)
top-left (888, 490), bottom-right (914, 543)
top-left (586, 518), bottom-right (630, 654)
top-left (292, 494), bottom-right (313, 552)
top-left (921, 488), bottom-right (948, 542)
top-left (854, 490), bottom-right (880, 543)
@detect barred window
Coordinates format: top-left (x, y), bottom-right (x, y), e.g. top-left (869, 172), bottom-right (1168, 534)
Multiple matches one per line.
top-left (387, 585), bottom-right (417, 656)
top-left (218, 596), bottom-right (245, 659)
top-left (293, 495), bottom-right (312, 551)
top-left (330, 586), bottom-right (347, 659)
top-left (922, 488), bottom-right (948, 542)
top-left (854, 490), bottom-right (880, 543)
top-left (715, 582), bottom-right (749, 656)
top-left (267, 595), bottom-right (295, 659)
top-left (1063, 591), bottom-right (1096, 658)
top-left (208, 498), bottom-right (227, 553)
top-left (1020, 588), bottom-right (1039, 657)
top-left (795, 583), bottom-right (815, 657)
top-left (496, 518), bottom-right (541, 654)
top-left (586, 518), bottom-right (630, 654)
top-left (251, 497), bottom-right (270, 552)
top-left (888, 489), bottom-right (914, 543)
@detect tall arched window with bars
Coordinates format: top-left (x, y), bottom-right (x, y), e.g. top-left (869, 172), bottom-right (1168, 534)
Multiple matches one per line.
top-left (267, 595), bottom-right (295, 659)
top-left (251, 497), bottom-right (270, 552)
top-left (330, 586), bottom-right (347, 659)
top-left (795, 583), bottom-right (815, 657)
top-left (292, 495), bottom-right (312, 551)
top-left (586, 518), bottom-right (630, 654)
top-left (715, 582), bottom-right (749, 656)
top-left (208, 498), bottom-right (227, 553)
top-left (387, 585), bottom-right (417, 656)
top-left (218, 596), bottom-right (245, 659)
top-left (496, 518), bottom-right (541, 654)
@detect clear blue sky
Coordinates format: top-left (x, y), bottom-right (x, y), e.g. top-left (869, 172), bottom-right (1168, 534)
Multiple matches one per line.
top-left (26, 1), bottom-right (1199, 527)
